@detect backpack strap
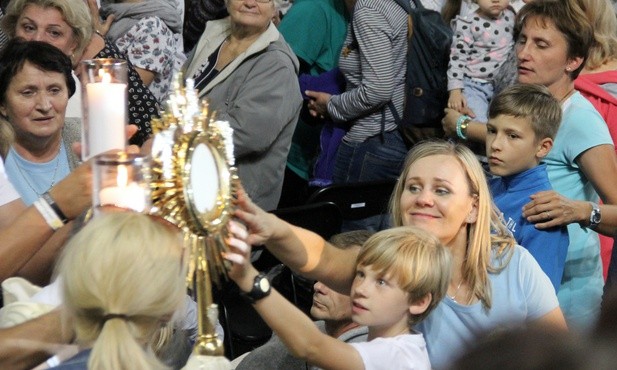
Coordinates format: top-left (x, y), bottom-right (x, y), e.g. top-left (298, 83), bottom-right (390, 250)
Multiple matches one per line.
top-left (387, 0), bottom-right (416, 128)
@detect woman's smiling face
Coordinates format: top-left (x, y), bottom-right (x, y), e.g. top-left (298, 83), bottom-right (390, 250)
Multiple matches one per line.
top-left (399, 154), bottom-right (477, 246)
top-left (227, 0), bottom-right (275, 33)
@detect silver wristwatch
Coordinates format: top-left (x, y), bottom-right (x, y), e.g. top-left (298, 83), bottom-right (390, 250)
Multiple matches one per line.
top-left (589, 202), bottom-right (601, 230)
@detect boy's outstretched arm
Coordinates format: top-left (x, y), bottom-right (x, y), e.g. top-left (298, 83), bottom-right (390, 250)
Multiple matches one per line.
top-left (225, 221), bottom-right (364, 370)
top-left (234, 188), bottom-right (357, 294)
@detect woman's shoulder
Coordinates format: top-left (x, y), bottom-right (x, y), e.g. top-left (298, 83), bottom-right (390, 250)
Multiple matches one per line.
top-left (563, 92), bottom-right (609, 129)
top-left (490, 244), bottom-right (555, 290)
top-left (260, 33), bottom-right (300, 71)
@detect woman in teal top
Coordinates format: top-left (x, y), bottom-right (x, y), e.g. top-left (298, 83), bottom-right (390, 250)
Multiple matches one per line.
top-left (443, 1), bottom-right (617, 330)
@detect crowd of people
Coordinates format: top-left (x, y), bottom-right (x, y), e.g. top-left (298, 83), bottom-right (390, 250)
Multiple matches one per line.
top-left (0, 0), bottom-right (616, 369)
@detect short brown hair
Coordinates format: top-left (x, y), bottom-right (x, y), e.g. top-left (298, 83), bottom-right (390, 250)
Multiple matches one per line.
top-left (488, 84), bottom-right (562, 140)
top-left (329, 230), bottom-right (375, 250)
top-left (516, 0), bottom-right (593, 80)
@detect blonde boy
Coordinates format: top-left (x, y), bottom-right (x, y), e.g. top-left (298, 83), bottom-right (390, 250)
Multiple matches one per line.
top-left (486, 83), bottom-right (569, 291)
top-left (225, 224), bottom-right (452, 370)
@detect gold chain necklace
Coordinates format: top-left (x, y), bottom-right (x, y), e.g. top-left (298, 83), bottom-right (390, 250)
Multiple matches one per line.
top-left (9, 145), bottom-right (62, 197)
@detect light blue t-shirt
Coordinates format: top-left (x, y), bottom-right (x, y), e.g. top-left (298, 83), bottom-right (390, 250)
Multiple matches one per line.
top-left (543, 92), bottom-right (613, 330)
top-left (415, 245), bottom-right (558, 370)
top-left (5, 143), bottom-right (71, 206)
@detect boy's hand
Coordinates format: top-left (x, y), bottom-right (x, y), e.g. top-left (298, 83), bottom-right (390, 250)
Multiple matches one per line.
top-left (224, 220), bottom-right (259, 292)
top-left (448, 89), bottom-right (467, 112)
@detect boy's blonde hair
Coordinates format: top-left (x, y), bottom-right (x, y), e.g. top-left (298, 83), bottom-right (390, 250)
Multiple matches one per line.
top-left (488, 84), bottom-right (562, 141)
top-left (57, 212), bottom-right (187, 370)
top-left (356, 226), bottom-right (452, 325)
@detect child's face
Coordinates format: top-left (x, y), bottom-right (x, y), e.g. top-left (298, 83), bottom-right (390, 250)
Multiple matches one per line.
top-left (486, 114), bottom-right (549, 177)
top-left (350, 265), bottom-right (411, 337)
top-left (476, 0), bottom-right (509, 18)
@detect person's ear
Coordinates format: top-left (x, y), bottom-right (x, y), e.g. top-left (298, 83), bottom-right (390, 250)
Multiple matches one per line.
top-left (409, 293), bottom-right (432, 315)
top-left (535, 137), bottom-right (553, 159)
top-left (0, 103), bottom-right (7, 118)
top-left (466, 195), bottom-right (479, 224)
top-left (566, 56), bottom-right (584, 74)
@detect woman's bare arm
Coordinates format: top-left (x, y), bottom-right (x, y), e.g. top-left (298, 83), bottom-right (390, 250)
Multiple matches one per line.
top-left (234, 189), bottom-right (358, 294)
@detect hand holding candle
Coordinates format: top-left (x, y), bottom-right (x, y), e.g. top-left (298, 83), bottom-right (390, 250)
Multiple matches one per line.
top-left (93, 153), bottom-right (151, 215)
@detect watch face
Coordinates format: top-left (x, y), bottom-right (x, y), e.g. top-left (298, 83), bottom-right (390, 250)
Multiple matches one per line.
top-left (259, 277), bottom-right (271, 292)
top-left (592, 210), bottom-right (601, 223)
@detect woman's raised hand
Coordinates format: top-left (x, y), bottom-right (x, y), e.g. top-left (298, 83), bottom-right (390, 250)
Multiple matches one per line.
top-left (234, 187), bottom-right (280, 246)
top-left (87, 0), bottom-right (114, 37)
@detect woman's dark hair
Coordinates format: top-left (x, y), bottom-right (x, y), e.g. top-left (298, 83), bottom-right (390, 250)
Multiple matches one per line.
top-left (515, 0), bottom-right (593, 80)
top-left (0, 38), bottom-right (76, 104)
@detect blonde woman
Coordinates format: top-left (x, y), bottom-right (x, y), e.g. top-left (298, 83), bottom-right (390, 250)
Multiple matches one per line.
top-left (53, 212), bottom-right (187, 369)
top-left (235, 140), bottom-right (565, 369)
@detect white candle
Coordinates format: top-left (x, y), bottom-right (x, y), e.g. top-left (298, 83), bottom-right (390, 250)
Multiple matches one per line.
top-left (85, 71), bottom-right (126, 159)
top-left (98, 166), bottom-right (148, 212)
top-left (99, 182), bottom-right (148, 212)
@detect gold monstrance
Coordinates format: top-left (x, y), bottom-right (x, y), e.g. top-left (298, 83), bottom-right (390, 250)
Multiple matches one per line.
top-left (149, 76), bottom-right (237, 363)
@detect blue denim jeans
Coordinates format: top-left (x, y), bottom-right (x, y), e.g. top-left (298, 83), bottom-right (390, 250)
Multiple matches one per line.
top-left (333, 129), bottom-right (407, 231)
top-left (464, 78), bottom-right (493, 123)
top-left (333, 129), bottom-right (407, 184)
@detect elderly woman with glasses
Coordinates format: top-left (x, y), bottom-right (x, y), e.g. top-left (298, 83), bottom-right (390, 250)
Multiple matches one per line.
top-left (183, 0), bottom-right (302, 211)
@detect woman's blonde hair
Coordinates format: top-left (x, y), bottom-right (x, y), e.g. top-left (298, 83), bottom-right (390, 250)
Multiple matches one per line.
top-left (572, 0), bottom-right (617, 70)
top-left (57, 212), bottom-right (186, 370)
top-left (356, 226), bottom-right (452, 325)
top-left (1, 0), bottom-right (93, 59)
top-left (389, 140), bottom-right (514, 310)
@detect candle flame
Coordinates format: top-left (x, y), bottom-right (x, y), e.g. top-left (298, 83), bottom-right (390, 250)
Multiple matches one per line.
top-left (98, 69), bottom-right (112, 83)
top-left (117, 165), bottom-right (128, 187)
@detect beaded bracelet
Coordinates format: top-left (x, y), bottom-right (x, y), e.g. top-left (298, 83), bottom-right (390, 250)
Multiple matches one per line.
top-left (456, 115), bottom-right (471, 140)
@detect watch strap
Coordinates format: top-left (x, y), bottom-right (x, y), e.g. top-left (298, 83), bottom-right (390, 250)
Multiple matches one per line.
top-left (239, 273), bottom-right (271, 304)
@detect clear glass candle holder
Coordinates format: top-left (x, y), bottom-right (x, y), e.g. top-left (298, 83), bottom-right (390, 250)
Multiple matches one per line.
top-left (93, 152), bottom-right (151, 215)
top-left (80, 59), bottom-right (128, 161)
